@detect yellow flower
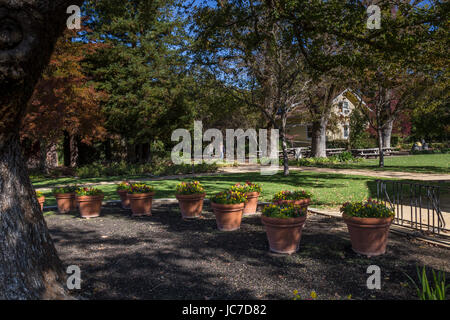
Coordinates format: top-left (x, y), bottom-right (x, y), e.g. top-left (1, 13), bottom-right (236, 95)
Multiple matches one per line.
top-left (310, 291), bottom-right (317, 299)
top-left (347, 294), bottom-right (352, 300)
top-left (293, 289), bottom-right (298, 295)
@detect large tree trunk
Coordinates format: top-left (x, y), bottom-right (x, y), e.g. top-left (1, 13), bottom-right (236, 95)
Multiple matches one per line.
top-left (310, 84), bottom-right (336, 158)
top-left (310, 119), bottom-right (328, 158)
top-left (0, 0), bottom-right (84, 299)
top-left (0, 134), bottom-right (68, 299)
top-left (382, 119), bottom-right (393, 148)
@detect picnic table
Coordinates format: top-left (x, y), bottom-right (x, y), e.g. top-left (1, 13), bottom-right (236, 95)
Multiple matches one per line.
top-left (351, 147), bottom-right (399, 158)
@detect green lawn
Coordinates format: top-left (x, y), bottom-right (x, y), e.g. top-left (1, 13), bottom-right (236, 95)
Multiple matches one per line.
top-left (300, 154), bottom-right (450, 174)
top-left (38, 171), bottom-right (383, 209)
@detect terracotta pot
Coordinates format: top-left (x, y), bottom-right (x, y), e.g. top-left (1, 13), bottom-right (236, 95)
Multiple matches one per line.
top-left (176, 193), bottom-right (206, 219)
top-left (128, 192), bottom-right (155, 216)
top-left (211, 202), bottom-right (245, 231)
top-left (54, 193), bottom-right (76, 214)
top-left (76, 195), bottom-right (104, 218)
top-left (243, 192), bottom-right (260, 215)
top-left (276, 198), bottom-right (311, 207)
top-left (343, 214), bottom-right (393, 256)
top-left (37, 196), bottom-right (45, 212)
top-left (261, 215), bottom-right (307, 254)
top-left (117, 190), bottom-right (130, 209)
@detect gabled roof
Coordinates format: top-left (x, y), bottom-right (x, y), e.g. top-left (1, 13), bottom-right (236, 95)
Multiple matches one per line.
top-left (333, 88), bottom-right (367, 106)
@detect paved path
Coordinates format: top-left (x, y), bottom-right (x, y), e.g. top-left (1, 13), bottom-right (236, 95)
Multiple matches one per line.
top-left (219, 165), bottom-right (450, 182)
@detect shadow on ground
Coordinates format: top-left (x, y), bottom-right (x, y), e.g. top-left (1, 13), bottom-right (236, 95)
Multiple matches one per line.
top-left (46, 202), bottom-right (450, 300)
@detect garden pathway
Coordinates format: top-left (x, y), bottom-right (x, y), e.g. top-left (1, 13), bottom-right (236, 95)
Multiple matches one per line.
top-left (219, 164), bottom-right (450, 182)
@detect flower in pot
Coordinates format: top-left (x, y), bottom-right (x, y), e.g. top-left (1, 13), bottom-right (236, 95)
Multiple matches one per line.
top-left (210, 189), bottom-right (247, 231)
top-left (52, 185), bottom-right (78, 214)
top-left (127, 183), bottom-right (155, 217)
top-left (75, 187), bottom-right (104, 219)
top-left (272, 190), bottom-right (313, 207)
top-left (36, 190), bottom-right (45, 211)
top-left (175, 181), bottom-right (206, 219)
top-left (116, 181), bottom-right (131, 209)
top-left (231, 181), bottom-right (262, 215)
top-left (261, 203), bottom-right (308, 254)
top-left (340, 199), bottom-right (395, 257)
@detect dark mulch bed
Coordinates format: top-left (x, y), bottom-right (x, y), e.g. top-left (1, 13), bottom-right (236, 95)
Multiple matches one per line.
top-left (45, 202), bottom-right (450, 300)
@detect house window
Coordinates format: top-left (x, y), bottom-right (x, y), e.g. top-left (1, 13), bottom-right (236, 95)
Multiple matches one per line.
top-left (343, 125), bottom-right (349, 138)
top-left (306, 125), bottom-right (313, 139)
top-left (342, 101), bottom-right (350, 115)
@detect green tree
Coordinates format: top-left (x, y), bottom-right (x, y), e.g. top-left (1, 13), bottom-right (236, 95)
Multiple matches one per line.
top-left (83, 0), bottom-right (196, 163)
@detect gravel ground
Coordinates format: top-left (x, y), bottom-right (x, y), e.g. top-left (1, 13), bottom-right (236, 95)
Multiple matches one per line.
top-left (45, 202), bottom-right (450, 300)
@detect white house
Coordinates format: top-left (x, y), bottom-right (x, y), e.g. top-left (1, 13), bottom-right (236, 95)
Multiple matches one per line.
top-left (286, 89), bottom-right (366, 147)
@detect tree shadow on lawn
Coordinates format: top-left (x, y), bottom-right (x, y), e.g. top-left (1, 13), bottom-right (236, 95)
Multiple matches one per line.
top-left (47, 203), bottom-right (450, 300)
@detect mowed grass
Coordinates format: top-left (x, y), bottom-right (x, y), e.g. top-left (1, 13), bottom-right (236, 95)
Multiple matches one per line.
top-left (38, 171), bottom-right (381, 209)
top-left (307, 154), bottom-right (450, 174)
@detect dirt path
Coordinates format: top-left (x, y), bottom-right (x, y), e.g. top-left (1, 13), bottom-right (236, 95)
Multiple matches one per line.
top-left (45, 202), bottom-right (450, 300)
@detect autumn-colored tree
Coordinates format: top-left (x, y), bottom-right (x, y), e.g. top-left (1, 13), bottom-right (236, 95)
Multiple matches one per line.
top-left (21, 28), bottom-right (107, 171)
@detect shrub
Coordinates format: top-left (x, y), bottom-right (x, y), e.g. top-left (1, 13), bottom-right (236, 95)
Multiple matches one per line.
top-left (127, 183), bottom-right (155, 194)
top-left (52, 185), bottom-right (78, 194)
top-left (262, 203), bottom-right (307, 219)
top-left (211, 190), bottom-right (247, 204)
top-left (176, 181), bottom-right (205, 195)
top-left (75, 160), bottom-right (219, 178)
top-left (75, 187), bottom-right (103, 196)
top-left (340, 199), bottom-right (394, 218)
top-left (230, 181), bottom-right (262, 194)
top-left (272, 190), bottom-right (313, 202)
top-left (337, 151), bottom-right (354, 162)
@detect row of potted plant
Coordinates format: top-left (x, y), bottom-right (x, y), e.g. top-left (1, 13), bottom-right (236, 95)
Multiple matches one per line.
top-left (38, 180), bottom-right (395, 257)
top-left (116, 181), bottom-right (395, 257)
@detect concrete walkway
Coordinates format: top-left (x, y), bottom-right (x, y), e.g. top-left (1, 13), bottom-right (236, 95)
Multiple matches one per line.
top-left (219, 164), bottom-right (450, 182)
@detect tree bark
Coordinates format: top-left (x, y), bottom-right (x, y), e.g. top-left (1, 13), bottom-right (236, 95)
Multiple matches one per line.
top-left (0, 134), bottom-right (68, 299)
top-left (382, 119), bottom-right (393, 148)
top-left (69, 134), bottom-right (78, 168)
top-left (377, 127), bottom-right (384, 168)
top-left (310, 119), bottom-right (328, 158)
top-left (0, 0), bottom-right (84, 299)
